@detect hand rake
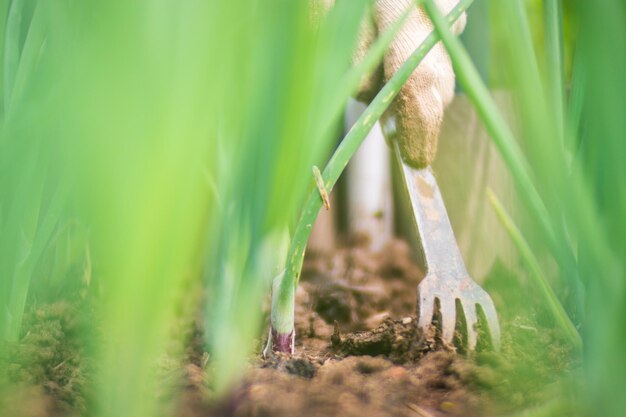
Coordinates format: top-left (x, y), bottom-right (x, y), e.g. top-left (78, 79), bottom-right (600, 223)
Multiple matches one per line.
top-left (394, 141), bottom-right (500, 350)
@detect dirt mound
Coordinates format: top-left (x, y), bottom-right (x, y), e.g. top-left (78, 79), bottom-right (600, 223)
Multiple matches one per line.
top-left (221, 352), bottom-right (485, 417)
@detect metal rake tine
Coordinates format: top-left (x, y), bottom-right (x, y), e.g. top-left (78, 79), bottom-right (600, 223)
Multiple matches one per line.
top-left (440, 297), bottom-right (457, 345)
top-left (396, 149), bottom-right (501, 352)
top-left (478, 295), bottom-right (501, 351)
top-left (461, 300), bottom-right (478, 350)
top-left (417, 291), bottom-right (435, 331)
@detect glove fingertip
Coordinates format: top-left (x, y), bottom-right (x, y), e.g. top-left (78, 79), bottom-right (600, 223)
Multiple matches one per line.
top-left (393, 87), bottom-right (443, 168)
top-left (397, 132), bottom-right (438, 169)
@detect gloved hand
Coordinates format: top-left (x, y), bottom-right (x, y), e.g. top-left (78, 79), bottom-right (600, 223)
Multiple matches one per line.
top-left (323, 0), bottom-right (466, 168)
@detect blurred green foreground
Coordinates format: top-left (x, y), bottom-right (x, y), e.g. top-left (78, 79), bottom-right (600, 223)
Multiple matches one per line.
top-left (0, 1), bottom-right (624, 417)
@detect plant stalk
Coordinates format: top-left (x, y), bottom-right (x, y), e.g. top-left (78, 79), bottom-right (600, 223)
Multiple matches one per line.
top-left (269, 0), bottom-right (475, 353)
top-left (487, 189), bottom-right (582, 350)
top-left (543, 0), bottom-right (566, 144)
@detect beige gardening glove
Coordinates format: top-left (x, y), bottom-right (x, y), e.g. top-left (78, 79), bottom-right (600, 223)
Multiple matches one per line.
top-left (322, 0), bottom-right (466, 168)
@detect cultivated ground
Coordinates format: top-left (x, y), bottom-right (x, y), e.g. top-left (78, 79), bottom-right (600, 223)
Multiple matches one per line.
top-left (1, 238), bottom-right (575, 417)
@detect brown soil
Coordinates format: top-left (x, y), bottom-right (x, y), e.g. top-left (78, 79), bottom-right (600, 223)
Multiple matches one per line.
top-left (197, 239), bottom-right (576, 417)
top-left (0, 301), bottom-right (91, 417)
top-left (1, 238), bottom-right (577, 417)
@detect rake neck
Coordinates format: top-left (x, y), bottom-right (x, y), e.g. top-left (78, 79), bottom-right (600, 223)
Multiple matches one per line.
top-left (394, 143), bottom-right (468, 279)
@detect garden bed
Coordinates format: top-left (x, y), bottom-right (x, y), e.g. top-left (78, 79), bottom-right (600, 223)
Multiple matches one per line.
top-left (1, 238), bottom-right (575, 417)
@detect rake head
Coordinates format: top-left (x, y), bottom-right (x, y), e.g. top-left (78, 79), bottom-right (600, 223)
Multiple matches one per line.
top-left (417, 272), bottom-right (500, 350)
top-left (395, 141), bottom-right (500, 350)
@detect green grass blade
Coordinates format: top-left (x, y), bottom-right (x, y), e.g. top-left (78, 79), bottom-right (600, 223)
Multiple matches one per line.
top-left (487, 188), bottom-right (581, 350)
top-left (543, 0), bottom-right (566, 143)
top-left (5, 0), bottom-right (46, 114)
top-left (565, 51), bottom-right (585, 152)
top-left (0, 0), bottom-right (12, 112)
top-left (5, 186), bottom-right (64, 340)
top-left (571, 2), bottom-right (626, 415)
top-left (3, 0), bottom-right (24, 110)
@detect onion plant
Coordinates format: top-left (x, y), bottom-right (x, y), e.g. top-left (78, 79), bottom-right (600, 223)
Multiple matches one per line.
top-left (5, 0), bottom-right (372, 414)
top-left (0, 0), bottom-right (65, 343)
top-left (1, 0), bottom-right (382, 413)
top-left (422, 0), bottom-right (626, 415)
top-left (11, 0), bottom-right (400, 411)
top-left (268, 0), bottom-right (475, 353)
top-left (202, 0), bottom-right (381, 394)
top-left (52, 0), bottom-right (375, 411)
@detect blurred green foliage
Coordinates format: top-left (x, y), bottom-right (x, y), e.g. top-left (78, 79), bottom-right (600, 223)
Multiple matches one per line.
top-left (429, 0), bottom-right (625, 416)
top-left (0, 0), bottom-right (65, 343)
top-left (1, 0), bottom-right (367, 416)
top-left (0, 1), bottom-right (625, 417)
